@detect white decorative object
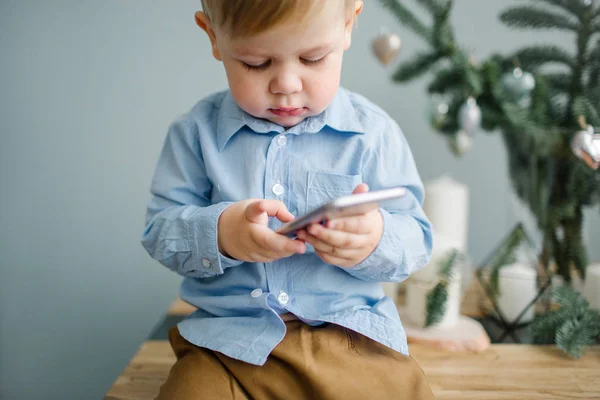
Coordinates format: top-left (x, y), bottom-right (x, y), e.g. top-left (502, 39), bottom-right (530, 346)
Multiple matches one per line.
top-left (406, 277), bottom-right (461, 328)
top-left (571, 125), bottom-right (600, 170)
top-left (497, 263), bottom-right (537, 323)
top-left (458, 97), bottom-right (482, 134)
top-left (423, 176), bottom-right (469, 252)
top-left (583, 263), bottom-right (600, 310)
top-left (449, 130), bottom-right (473, 156)
top-left (407, 234), bottom-right (462, 328)
top-left (501, 67), bottom-right (536, 107)
top-left (371, 30), bottom-right (402, 65)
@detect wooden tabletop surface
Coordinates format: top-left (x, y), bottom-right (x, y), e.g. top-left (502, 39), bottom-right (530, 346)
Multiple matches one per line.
top-left (105, 299), bottom-right (600, 399)
top-left (105, 337), bottom-right (600, 399)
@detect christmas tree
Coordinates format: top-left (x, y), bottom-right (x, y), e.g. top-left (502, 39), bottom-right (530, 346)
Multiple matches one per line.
top-left (378, 0), bottom-right (600, 357)
top-left (379, 0), bottom-right (599, 281)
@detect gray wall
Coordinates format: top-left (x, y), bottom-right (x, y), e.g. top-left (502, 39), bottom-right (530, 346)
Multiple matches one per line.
top-left (1, 1), bottom-right (598, 398)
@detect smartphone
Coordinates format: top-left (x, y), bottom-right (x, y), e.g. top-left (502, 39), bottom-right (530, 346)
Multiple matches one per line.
top-left (276, 187), bottom-right (407, 237)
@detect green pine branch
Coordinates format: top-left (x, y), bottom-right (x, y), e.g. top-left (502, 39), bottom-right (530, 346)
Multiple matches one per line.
top-left (500, 6), bottom-right (579, 31)
top-left (556, 319), bottom-right (596, 358)
top-left (544, 72), bottom-right (572, 92)
top-left (480, 102), bottom-right (505, 131)
top-left (573, 96), bottom-right (600, 125)
top-left (554, 284), bottom-right (588, 308)
top-left (378, 0), bottom-right (432, 44)
top-left (528, 302), bottom-right (573, 337)
top-left (392, 52), bottom-right (441, 82)
top-left (590, 87), bottom-right (600, 106)
top-left (427, 66), bottom-right (464, 93)
top-left (417, 0), bottom-right (447, 16)
top-left (502, 102), bottom-right (551, 153)
top-left (593, 18), bottom-right (600, 33)
top-left (530, 73), bottom-right (553, 125)
top-left (424, 249), bottom-right (462, 327)
top-left (512, 46), bottom-right (574, 69)
top-left (439, 249), bottom-right (461, 280)
top-left (529, 286), bottom-right (600, 358)
top-left (425, 283), bottom-right (448, 327)
top-left (538, 0), bottom-right (593, 19)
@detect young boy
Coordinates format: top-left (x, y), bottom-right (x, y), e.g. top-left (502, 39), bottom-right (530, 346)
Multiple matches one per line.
top-left (141, 1), bottom-right (435, 398)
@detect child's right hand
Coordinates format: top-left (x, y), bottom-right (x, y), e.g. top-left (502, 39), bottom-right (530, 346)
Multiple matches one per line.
top-left (218, 200), bottom-right (306, 262)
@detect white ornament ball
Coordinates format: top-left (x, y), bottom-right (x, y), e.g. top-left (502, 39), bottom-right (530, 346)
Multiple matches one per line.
top-left (571, 125), bottom-right (600, 170)
top-left (501, 67), bottom-right (536, 107)
top-left (427, 97), bottom-right (450, 130)
top-left (449, 130), bottom-right (473, 156)
top-left (458, 97), bottom-right (482, 134)
top-left (372, 32), bottom-right (402, 65)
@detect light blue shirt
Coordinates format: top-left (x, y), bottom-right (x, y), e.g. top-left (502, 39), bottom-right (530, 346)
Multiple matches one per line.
top-left (141, 88), bottom-right (433, 366)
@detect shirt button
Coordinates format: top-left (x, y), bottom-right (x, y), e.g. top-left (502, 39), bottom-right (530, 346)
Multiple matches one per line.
top-left (272, 183), bottom-right (284, 196)
top-left (251, 288), bottom-right (263, 298)
top-left (277, 291), bottom-right (289, 305)
top-left (276, 135), bottom-right (287, 147)
top-left (202, 258), bottom-right (211, 268)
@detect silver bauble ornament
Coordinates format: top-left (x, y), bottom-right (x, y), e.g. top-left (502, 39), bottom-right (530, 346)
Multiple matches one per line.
top-left (458, 97), bottom-right (482, 134)
top-left (502, 67), bottom-right (536, 107)
top-left (427, 97), bottom-right (449, 130)
top-left (449, 130), bottom-right (473, 156)
top-left (571, 125), bottom-right (600, 170)
top-left (372, 31), bottom-right (401, 65)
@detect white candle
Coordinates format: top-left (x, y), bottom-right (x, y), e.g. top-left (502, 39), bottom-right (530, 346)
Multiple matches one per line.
top-left (423, 176), bottom-right (469, 252)
top-left (411, 234), bottom-right (463, 283)
top-left (406, 234), bottom-right (462, 328)
top-left (583, 263), bottom-right (600, 310)
top-left (406, 278), bottom-right (460, 328)
top-left (497, 263), bottom-right (537, 323)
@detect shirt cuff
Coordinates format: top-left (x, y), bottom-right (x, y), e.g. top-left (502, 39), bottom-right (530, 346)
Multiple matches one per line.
top-left (186, 202), bottom-right (244, 277)
top-left (345, 209), bottom-right (421, 282)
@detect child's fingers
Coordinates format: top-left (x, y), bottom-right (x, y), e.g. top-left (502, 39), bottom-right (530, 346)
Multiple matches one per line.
top-left (251, 227), bottom-right (305, 255)
top-left (297, 230), bottom-right (365, 261)
top-left (326, 213), bottom-right (373, 234)
top-left (352, 183), bottom-right (369, 195)
top-left (245, 200), bottom-right (295, 224)
top-left (306, 223), bottom-right (368, 249)
top-left (315, 248), bottom-right (362, 268)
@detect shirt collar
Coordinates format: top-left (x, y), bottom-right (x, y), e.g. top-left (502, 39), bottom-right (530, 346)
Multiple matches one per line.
top-left (216, 88), bottom-right (366, 151)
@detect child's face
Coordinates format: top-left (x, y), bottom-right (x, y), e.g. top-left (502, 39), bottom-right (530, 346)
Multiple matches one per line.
top-left (197, 1), bottom-right (363, 128)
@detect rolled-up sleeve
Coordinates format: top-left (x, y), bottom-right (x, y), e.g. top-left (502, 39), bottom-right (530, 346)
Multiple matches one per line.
top-left (141, 118), bottom-right (243, 279)
top-left (345, 119), bottom-right (433, 282)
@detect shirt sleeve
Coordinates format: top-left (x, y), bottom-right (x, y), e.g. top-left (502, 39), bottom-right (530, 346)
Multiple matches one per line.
top-left (141, 118), bottom-right (243, 279)
top-left (344, 119), bottom-right (433, 282)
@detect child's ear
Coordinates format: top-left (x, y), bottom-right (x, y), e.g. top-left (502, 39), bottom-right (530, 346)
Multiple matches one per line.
top-left (344, 1), bottom-right (364, 51)
top-left (195, 11), bottom-right (222, 61)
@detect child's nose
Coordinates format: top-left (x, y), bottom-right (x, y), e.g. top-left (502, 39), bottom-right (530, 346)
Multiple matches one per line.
top-left (269, 71), bottom-right (302, 95)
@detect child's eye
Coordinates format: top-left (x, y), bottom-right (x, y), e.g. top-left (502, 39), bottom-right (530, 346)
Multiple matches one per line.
top-left (301, 56), bottom-right (326, 66)
top-left (241, 60), bottom-right (271, 71)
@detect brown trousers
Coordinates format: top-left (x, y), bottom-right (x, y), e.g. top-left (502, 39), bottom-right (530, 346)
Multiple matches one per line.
top-left (156, 321), bottom-right (435, 400)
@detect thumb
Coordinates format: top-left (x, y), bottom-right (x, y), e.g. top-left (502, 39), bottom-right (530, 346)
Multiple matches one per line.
top-left (352, 183), bottom-right (369, 195)
top-left (245, 200), bottom-right (295, 224)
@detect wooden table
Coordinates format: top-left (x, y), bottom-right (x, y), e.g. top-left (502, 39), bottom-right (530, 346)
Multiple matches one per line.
top-left (105, 299), bottom-right (600, 400)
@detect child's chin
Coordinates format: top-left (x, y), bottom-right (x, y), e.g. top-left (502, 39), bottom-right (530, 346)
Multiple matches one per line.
top-left (270, 115), bottom-right (307, 128)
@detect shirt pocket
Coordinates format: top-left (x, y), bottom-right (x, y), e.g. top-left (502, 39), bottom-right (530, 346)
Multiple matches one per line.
top-left (306, 171), bottom-right (363, 214)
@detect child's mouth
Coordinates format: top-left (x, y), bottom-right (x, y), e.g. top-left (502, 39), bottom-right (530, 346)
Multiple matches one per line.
top-left (269, 107), bottom-right (306, 117)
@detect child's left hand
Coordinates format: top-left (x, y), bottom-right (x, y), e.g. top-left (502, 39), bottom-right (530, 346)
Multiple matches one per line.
top-left (296, 184), bottom-right (383, 268)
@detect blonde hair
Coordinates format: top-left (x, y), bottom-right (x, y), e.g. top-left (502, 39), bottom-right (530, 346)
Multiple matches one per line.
top-left (201, 0), bottom-right (357, 37)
